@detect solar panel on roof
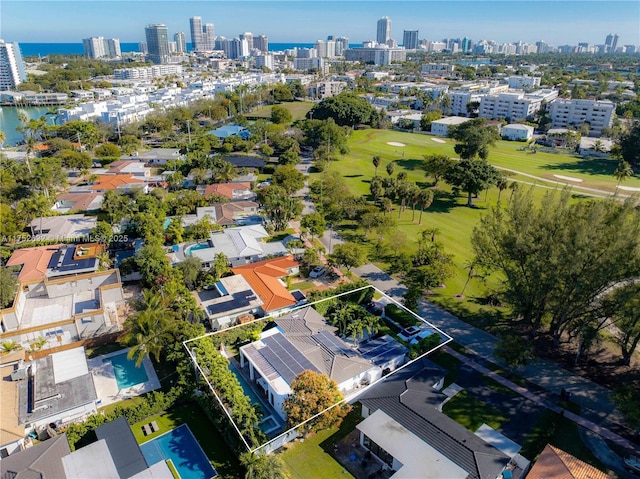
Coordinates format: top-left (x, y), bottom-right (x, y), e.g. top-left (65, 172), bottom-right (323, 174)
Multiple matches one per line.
top-left (262, 335), bottom-right (318, 383)
top-left (313, 330), bottom-right (356, 357)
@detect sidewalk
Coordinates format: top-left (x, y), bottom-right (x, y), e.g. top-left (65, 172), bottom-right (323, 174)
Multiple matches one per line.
top-left (443, 345), bottom-right (640, 454)
top-left (352, 263), bottom-right (638, 450)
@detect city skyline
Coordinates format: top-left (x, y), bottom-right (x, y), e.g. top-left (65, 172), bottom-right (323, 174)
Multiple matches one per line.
top-left (3, 1), bottom-right (639, 47)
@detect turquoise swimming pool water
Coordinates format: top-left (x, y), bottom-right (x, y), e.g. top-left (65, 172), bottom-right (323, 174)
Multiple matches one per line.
top-left (185, 242), bottom-right (213, 257)
top-left (141, 424), bottom-right (217, 479)
top-left (106, 353), bottom-right (149, 389)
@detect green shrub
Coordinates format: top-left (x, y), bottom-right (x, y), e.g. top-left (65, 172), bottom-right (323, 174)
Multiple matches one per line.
top-left (384, 304), bottom-right (419, 328)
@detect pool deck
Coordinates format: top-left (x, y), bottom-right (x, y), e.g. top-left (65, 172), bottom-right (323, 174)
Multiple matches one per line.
top-left (88, 348), bottom-right (161, 408)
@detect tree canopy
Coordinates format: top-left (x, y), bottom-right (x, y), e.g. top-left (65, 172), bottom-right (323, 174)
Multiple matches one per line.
top-left (449, 118), bottom-right (500, 160)
top-left (471, 188), bottom-right (640, 351)
top-left (282, 370), bottom-right (350, 434)
top-left (443, 158), bottom-right (499, 206)
top-left (308, 93), bottom-right (379, 127)
top-left (618, 121), bottom-right (640, 169)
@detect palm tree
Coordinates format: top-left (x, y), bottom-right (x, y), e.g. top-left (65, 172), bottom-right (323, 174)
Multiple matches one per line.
top-left (347, 320), bottom-right (365, 347)
top-left (17, 194), bottom-right (52, 237)
top-left (122, 308), bottom-right (175, 366)
top-left (613, 160), bottom-right (634, 194)
top-left (496, 175), bottom-right (509, 203)
top-left (381, 197), bottom-right (393, 216)
top-left (1, 340), bottom-right (21, 353)
top-left (418, 189), bottom-right (434, 225)
top-left (459, 260), bottom-right (476, 297)
top-left (386, 162), bottom-right (395, 177)
top-left (214, 160), bottom-right (236, 183)
top-left (240, 452), bottom-right (289, 479)
top-left (423, 227), bottom-right (440, 243)
top-left (372, 156), bottom-right (381, 177)
top-left (406, 183), bottom-right (421, 221)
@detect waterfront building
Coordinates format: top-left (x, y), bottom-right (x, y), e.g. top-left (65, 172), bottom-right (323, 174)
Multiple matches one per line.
top-left (0, 40), bottom-right (27, 90)
top-left (253, 34), bottom-right (268, 53)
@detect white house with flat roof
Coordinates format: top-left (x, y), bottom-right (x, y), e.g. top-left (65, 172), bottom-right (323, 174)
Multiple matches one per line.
top-left (502, 123), bottom-right (534, 141)
top-left (430, 116), bottom-right (472, 137)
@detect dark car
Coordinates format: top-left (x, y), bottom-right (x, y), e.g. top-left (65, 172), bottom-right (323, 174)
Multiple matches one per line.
top-left (365, 302), bottom-right (383, 316)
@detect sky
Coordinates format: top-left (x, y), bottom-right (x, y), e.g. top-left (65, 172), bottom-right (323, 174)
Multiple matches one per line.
top-left (2, 0), bottom-right (639, 46)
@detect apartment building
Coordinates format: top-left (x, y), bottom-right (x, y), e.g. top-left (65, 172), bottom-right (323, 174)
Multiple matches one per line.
top-left (507, 75), bottom-right (541, 90)
top-left (449, 91), bottom-right (484, 116)
top-left (548, 99), bottom-right (615, 136)
top-left (479, 92), bottom-right (542, 121)
top-left (0, 40), bottom-right (27, 90)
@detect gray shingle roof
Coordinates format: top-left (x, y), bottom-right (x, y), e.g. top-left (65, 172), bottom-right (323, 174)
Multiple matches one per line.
top-left (0, 434), bottom-right (70, 479)
top-left (359, 359), bottom-right (510, 479)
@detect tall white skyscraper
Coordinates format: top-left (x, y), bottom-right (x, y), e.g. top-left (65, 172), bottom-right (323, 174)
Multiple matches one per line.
top-left (604, 33), bottom-right (619, 53)
top-left (377, 17), bottom-right (391, 44)
top-left (82, 37), bottom-right (106, 58)
top-left (174, 32), bottom-right (186, 53)
top-left (190, 16), bottom-right (204, 51)
top-left (0, 40), bottom-right (27, 90)
top-left (240, 32), bottom-right (254, 51)
top-left (104, 38), bottom-right (121, 57)
top-left (203, 23), bottom-right (215, 50)
top-left (335, 37), bottom-right (349, 55)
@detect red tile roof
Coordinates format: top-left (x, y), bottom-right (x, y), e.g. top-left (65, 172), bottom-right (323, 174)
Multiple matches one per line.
top-left (527, 444), bottom-right (609, 479)
top-left (6, 244), bottom-right (63, 282)
top-left (201, 182), bottom-right (251, 200)
top-left (232, 256), bottom-right (299, 312)
top-left (91, 174), bottom-right (144, 191)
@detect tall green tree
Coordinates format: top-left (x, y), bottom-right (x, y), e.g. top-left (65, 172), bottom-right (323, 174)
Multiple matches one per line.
top-left (257, 185), bottom-right (303, 231)
top-left (601, 282), bottom-right (640, 366)
top-left (328, 242), bottom-right (368, 271)
top-left (270, 105), bottom-right (292, 124)
top-left (0, 267), bottom-right (18, 308)
top-left (422, 154), bottom-right (453, 187)
top-left (449, 118), bottom-right (500, 160)
top-left (472, 189), bottom-right (640, 347)
top-left (240, 453), bottom-right (289, 479)
top-left (283, 370), bottom-right (350, 435)
top-left (271, 164), bottom-right (305, 194)
top-left (300, 212), bottom-right (325, 241)
top-left (308, 92), bottom-right (378, 127)
top-left (443, 158), bottom-right (499, 207)
top-left (613, 160), bottom-right (634, 193)
top-left (617, 121), bottom-right (640, 168)
top-left (122, 298), bottom-right (176, 366)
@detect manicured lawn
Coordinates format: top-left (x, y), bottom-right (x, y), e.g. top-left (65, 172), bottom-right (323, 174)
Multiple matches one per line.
top-left (279, 404), bottom-right (362, 479)
top-left (131, 402), bottom-right (242, 479)
top-left (442, 390), bottom-right (509, 432)
top-left (251, 101), bottom-right (314, 121)
top-left (320, 128), bottom-right (638, 328)
top-left (520, 407), bottom-right (609, 473)
top-left (289, 280), bottom-right (315, 291)
top-left (279, 428), bottom-right (354, 479)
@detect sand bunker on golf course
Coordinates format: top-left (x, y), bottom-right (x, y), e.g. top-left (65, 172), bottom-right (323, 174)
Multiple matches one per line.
top-left (387, 142), bottom-right (406, 147)
top-left (431, 138), bottom-right (446, 143)
top-left (553, 174), bottom-right (583, 183)
top-left (618, 185), bottom-right (640, 191)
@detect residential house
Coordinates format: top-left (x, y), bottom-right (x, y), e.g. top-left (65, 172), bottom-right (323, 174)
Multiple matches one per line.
top-left (29, 215), bottom-right (97, 241)
top-left (231, 256), bottom-right (300, 313)
top-left (0, 434), bottom-right (70, 477)
top-left (0, 263), bottom-right (124, 352)
top-left (356, 358), bottom-right (517, 479)
top-left (526, 444), bottom-right (608, 479)
top-left (121, 147), bottom-right (183, 166)
top-left (195, 275), bottom-right (264, 330)
top-left (223, 155), bottom-right (266, 171)
top-left (17, 347), bottom-right (98, 429)
top-left (90, 174), bottom-right (147, 194)
top-left (208, 225), bottom-right (288, 266)
top-left (52, 193), bottom-right (104, 213)
top-left (197, 182), bottom-right (254, 201)
top-left (239, 306), bottom-right (383, 419)
top-left (209, 124), bottom-right (251, 140)
top-left (6, 244), bottom-right (64, 282)
top-left (430, 116), bottom-right (472, 137)
top-left (183, 202), bottom-right (259, 228)
top-left (501, 123), bottom-right (534, 141)
top-left (106, 160), bottom-right (151, 177)
top-left (578, 137), bottom-right (613, 156)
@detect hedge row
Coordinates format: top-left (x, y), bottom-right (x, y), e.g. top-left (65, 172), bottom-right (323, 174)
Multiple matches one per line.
top-left (384, 304), bottom-right (419, 328)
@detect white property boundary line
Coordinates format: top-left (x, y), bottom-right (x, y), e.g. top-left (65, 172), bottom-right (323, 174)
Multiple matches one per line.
top-left (183, 285), bottom-right (454, 454)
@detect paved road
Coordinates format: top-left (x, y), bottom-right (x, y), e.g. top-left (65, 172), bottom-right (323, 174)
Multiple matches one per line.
top-left (352, 262), bottom-right (638, 451)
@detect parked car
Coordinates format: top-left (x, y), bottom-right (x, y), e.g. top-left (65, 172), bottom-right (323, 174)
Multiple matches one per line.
top-left (365, 301), bottom-right (384, 316)
top-left (309, 266), bottom-right (326, 278)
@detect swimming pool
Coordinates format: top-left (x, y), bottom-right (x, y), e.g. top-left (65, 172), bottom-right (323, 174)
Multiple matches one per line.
top-left (106, 353), bottom-right (149, 390)
top-left (141, 424), bottom-right (217, 479)
top-left (185, 242), bottom-right (213, 257)
top-left (228, 363), bottom-right (264, 406)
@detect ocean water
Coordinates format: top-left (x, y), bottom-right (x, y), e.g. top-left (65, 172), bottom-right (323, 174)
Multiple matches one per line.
top-left (18, 42), bottom-right (321, 57)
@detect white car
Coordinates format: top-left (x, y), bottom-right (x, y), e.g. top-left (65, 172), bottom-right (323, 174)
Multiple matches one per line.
top-left (309, 266), bottom-right (326, 278)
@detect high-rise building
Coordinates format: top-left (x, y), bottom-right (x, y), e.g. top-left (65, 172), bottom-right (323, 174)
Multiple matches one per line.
top-left (605, 33), bottom-right (619, 53)
top-left (0, 40), bottom-right (27, 90)
top-left (461, 37), bottom-right (471, 53)
top-left (145, 24), bottom-right (170, 64)
top-left (203, 24), bottom-right (215, 50)
top-left (253, 35), bottom-right (268, 53)
top-left (190, 16), bottom-right (204, 51)
top-left (240, 32), bottom-right (254, 51)
top-left (174, 32), bottom-right (186, 53)
top-left (402, 30), bottom-right (419, 49)
top-left (104, 38), bottom-right (121, 57)
top-left (82, 37), bottom-right (121, 58)
top-left (315, 40), bottom-right (336, 58)
top-left (138, 42), bottom-right (148, 54)
top-left (377, 17), bottom-right (391, 44)
top-left (336, 37), bottom-right (349, 55)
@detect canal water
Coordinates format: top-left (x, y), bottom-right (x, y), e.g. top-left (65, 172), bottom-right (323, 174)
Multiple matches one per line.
top-left (0, 106), bottom-right (55, 146)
